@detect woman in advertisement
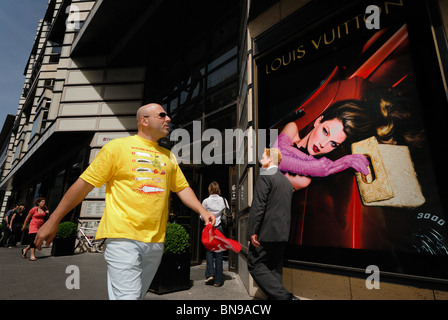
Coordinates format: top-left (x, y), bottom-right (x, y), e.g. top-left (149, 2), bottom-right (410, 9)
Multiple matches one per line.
top-left (274, 100), bottom-right (373, 191)
top-left (274, 91), bottom-right (426, 192)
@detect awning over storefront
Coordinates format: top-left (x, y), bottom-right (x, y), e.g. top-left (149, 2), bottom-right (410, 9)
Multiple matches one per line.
top-left (71, 0), bottom-right (239, 67)
top-left (71, 0), bottom-right (159, 58)
top-left (0, 122), bottom-right (93, 191)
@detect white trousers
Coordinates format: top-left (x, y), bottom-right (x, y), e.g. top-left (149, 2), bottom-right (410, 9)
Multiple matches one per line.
top-left (104, 239), bottom-right (164, 300)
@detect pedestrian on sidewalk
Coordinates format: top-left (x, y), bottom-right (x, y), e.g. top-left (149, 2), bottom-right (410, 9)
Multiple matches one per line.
top-left (1, 205), bottom-right (17, 247)
top-left (22, 198), bottom-right (49, 261)
top-left (201, 181), bottom-right (228, 287)
top-left (7, 205), bottom-right (25, 247)
top-left (35, 103), bottom-right (215, 300)
top-left (247, 148), bottom-right (297, 300)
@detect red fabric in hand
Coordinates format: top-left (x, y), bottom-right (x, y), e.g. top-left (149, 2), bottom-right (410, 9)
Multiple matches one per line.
top-left (201, 224), bottom-right (241, 253)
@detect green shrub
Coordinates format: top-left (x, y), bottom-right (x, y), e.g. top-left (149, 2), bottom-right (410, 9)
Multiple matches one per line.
top-left (164, 222), bottom-right (190, 254)
top-left (56, 221), bottom-right (78, 239)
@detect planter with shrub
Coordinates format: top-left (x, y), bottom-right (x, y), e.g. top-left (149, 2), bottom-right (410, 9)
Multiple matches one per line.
top-left (51, 221), bottom-right (77, 256)
top-left (149, 222), bottom-right (191, 294)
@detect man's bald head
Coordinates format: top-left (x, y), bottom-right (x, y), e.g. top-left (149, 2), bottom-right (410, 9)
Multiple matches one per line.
top-left (136, 103), bottom-right (162, 121)
top-left (136, 103), bottom-right (171, 142)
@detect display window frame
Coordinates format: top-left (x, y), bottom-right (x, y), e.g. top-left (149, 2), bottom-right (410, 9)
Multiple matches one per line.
top-left (253, 0), bottom-right (448, 282)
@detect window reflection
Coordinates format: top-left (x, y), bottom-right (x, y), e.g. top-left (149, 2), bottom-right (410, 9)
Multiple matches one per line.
top-left (153, 12), bottom-right (238, 141)
top-left (207, 58), bottom-right (237, 89)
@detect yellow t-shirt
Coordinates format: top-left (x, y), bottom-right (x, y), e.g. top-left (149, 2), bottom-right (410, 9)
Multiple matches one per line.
top-left (80, 135), bottom-right (189, 243)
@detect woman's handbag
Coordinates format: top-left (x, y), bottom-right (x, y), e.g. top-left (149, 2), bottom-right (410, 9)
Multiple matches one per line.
top-left (351, 136), bottom-right (425, 207)
top-left (220, 197), bottom-right (234, 228)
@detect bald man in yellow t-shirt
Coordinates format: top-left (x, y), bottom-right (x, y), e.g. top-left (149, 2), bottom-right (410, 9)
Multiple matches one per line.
top-left (35, 103), bottom-right (215, 300)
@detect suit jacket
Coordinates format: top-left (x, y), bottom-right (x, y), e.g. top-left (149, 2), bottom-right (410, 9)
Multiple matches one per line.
top-left (247, 166), bottom-right (294, 242)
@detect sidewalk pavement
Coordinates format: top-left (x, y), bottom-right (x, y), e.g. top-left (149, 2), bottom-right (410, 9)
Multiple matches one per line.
top-left (0, 245), bottom-right (252, 300)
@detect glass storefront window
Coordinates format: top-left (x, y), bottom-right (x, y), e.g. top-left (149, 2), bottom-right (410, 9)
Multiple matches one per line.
top-left (48, 169), bottom-right (65, 211)
top-left (208, 46), bottom-right (237, 70)
top-left (29, 112), bottom-right (42, 141)
top-left (207, 58), bottom-right (237, 89)
top-left (205, 84), bottom-right (238, 114)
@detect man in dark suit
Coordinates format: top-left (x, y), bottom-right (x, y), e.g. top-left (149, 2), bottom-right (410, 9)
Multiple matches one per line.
top-left (247, 148), bottom-right (297, 300)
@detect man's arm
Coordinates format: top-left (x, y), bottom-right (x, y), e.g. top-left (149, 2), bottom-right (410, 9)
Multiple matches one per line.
top-left (35, 178), bottom-right (94, 250)
top-left (9, 213), bottom-right (16, 229)
top-left (247, 175), bottom-right (270, 246)
top-left (250, 234), bottom-right (260, 247)
top-left (177, 187), bottom-right (216, 226)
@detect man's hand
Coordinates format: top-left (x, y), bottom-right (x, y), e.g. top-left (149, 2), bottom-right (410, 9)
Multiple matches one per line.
top-left (34, 178), bottom-right (94, 250)
top-left (250, 234), bottom-right (260, 247)
top-left (35, 218), bottom-right (59, 250)
top-left (200, 210), bottom-right (216, 226)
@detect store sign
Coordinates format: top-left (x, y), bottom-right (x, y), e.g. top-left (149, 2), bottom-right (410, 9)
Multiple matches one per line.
top-left (255, 0), bottom-right (448, 280)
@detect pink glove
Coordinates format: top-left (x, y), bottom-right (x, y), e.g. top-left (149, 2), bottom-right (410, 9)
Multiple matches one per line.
top-left (274, 133), bottom-right (369, 177)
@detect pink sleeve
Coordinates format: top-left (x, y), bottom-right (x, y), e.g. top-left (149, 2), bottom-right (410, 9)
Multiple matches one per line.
top-left (275, 133), bottom-right (370, 177)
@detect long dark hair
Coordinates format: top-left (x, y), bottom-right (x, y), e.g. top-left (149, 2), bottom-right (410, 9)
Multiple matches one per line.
top-left (321, 95), bottom-right (425, 148)
top-left (320, 99), bottom-right (373, 144)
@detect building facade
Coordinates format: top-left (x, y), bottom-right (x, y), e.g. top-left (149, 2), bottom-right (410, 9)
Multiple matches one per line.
top-left (1, 0), bottom-right (448, 299)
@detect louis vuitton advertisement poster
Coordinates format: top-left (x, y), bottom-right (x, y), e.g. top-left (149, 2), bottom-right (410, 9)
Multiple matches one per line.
top-left (255, 0), bottom-right (448, 280)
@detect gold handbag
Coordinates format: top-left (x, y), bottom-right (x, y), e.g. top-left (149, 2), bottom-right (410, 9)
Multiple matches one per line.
top-left (351, 136), bottom-right (425, 208)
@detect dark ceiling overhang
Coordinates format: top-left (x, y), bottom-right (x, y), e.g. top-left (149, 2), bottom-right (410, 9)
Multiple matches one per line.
top-left (71, 0), bottom-right (159, 58)
top-left (0, 131), bottom-right (94, 191)
top-left (70, 0), bottom-right (240, 67)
